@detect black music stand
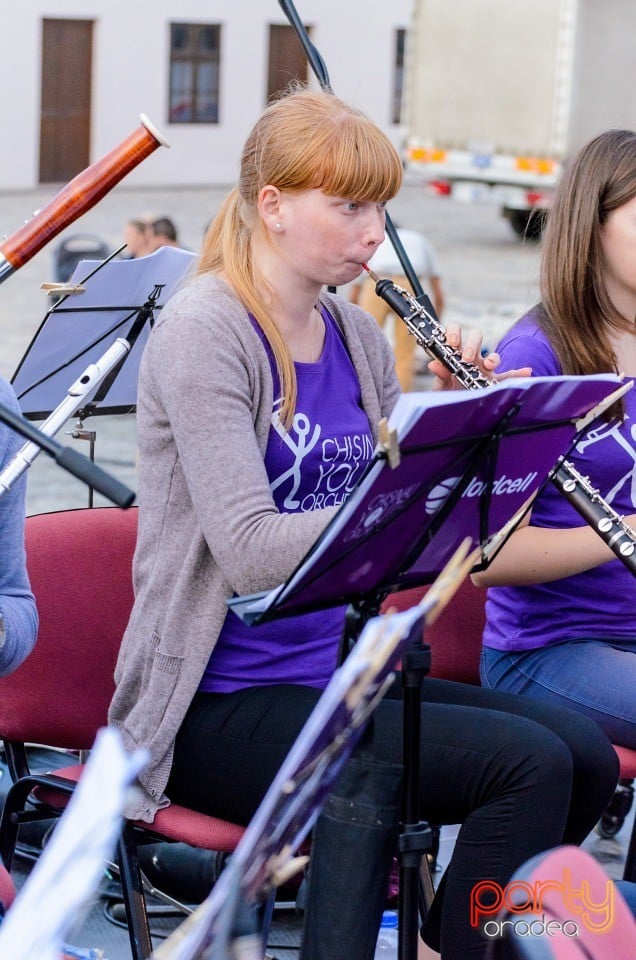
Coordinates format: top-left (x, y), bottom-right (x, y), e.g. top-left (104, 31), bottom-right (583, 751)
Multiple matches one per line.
top-left (152, 551), bottom-right (472, 960)
top-left (7, 246), bottom-right (195, 505)
top-left (231, 373), bottom-right (622, 624)
top-left (11, 245), bottom-right (196, 419)
top-left (229, 371), bottom-right (623, 960)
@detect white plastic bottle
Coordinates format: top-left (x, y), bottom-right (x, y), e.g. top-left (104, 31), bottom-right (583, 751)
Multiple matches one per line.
top-left (374, 910), bottom-right (399, 958)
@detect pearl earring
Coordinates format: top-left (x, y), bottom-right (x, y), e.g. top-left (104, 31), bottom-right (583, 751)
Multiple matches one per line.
top-left (275, 222), bottom-right (282, 230)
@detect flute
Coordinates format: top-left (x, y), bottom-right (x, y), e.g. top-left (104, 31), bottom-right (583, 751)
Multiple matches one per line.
top-left (364, 267), bottom-right (636, 573)
top-left (0, 114), bottom-right (169, 284)
top-left (0, 338), bottom-right (131, 497)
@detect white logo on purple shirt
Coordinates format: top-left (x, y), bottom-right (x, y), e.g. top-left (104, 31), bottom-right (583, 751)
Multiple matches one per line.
top-left (575, 415), bottom-right (636, 507)
top-left (270, 402), bottom-right (322, 509)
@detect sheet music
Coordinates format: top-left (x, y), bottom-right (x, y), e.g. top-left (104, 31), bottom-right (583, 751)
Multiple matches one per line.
top-left (230, 373), bottom-right (622, 623)
top-left (386, 373), bottom-right (620, 435)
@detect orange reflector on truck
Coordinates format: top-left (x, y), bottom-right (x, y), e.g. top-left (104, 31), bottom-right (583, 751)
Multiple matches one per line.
top-left (409, 147), bottom-right (448, 163)
top-left (515, 156), bottom-right (556, 175)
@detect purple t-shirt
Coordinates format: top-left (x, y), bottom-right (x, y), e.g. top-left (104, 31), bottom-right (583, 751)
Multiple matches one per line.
top-left (483, 309), bottom-right (636, 651)
top-left (200, 306), bottom-right (374, 692)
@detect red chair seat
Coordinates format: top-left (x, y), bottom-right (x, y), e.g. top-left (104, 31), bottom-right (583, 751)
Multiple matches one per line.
top-left (33, 764), bottom-right (245, 852)
top-left (501, 844), bottom-right (636, 958)
top-left (614, 745), bottom-right (636, 779)
top-left (0, 863), bottom-right (16, 912)
top-left (0, 507), bottom-right (248, 960)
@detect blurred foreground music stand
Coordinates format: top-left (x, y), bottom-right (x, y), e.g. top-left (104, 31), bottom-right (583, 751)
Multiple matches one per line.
top-left (153, 547), bottom-right (474, 960)
top-left (229, 373), bottom-right (625, 960)
top-left (9, 246), bottom-right (195, 504)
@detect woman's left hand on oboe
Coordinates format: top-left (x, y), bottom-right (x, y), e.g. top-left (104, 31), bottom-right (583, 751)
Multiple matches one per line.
top-left (429, 322), bottom-right (531, 390)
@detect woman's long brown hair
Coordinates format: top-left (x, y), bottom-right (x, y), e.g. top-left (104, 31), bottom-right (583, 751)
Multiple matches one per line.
top-left (540, 129), bottom-right (636, 378)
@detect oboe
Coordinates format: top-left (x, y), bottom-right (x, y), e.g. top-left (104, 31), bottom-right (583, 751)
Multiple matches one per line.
top-left (0, 114), bottom-right (169, 285)
top-left (364, 267), bottom-right (636, 573)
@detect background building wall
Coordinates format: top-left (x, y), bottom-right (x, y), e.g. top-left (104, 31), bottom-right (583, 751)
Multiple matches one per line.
top-left (0, 0), bottom-right (413, 189)
top-left (568, 0), bottom-right (636, 151)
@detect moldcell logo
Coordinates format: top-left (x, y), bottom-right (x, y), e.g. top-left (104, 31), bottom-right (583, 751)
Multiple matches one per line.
top-left (424, 472), bottom-right (538, 516)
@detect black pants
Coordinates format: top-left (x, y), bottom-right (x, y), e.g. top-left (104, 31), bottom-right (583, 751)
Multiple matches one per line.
top-left (167, 677), bottom-right (618, 959)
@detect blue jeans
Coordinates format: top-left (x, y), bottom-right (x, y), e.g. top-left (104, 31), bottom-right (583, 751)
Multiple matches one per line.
top-left (616, 880), bottom-right (636, 917)
top-left (481, 638), bottom-right (636, 748)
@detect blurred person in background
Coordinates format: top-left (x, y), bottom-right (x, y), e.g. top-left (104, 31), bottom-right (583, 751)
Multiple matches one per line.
top-left (122, 217), bottom-right (153, 259)
top-left (147, 216), bottom-right (181, 251)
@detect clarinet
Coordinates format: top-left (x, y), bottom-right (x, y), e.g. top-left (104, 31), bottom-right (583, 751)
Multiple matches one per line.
top-left (0, 114), bottom-right (169, 285)
top-left (364, 268), bottom-right (636, 573)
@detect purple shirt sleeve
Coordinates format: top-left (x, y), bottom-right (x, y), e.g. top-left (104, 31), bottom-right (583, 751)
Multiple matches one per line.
top-left (483, 310), bottom-right (636, 652)
top-left (495, 311), bottom-right (562, 377)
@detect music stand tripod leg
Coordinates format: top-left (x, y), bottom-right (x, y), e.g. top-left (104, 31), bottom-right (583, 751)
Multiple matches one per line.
top-left (398, 640), bottom-right (433, 960)
top-left (336, 592), bottom-right (386, 666)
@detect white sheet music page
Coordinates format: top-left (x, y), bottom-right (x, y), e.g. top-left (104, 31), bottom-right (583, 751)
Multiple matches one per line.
top-left (0, 727), bottom-right (148, 960)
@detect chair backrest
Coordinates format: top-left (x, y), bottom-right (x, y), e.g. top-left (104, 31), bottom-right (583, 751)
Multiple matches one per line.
top-left (381, 577), bottom-right (487, 685)
top-left (0, 507), bottom-right (138, 750)
top-left (498, 845), bottom-right (636, 959)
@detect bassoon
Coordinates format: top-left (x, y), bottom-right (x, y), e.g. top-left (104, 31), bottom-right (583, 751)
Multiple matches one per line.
top-left (0, 114), bottom-right (169, 284)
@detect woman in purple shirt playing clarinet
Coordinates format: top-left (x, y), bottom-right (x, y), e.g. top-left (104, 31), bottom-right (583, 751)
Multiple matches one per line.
top-left (109, 88), bottom-right (618, 960)
top-left (477, 130), bottom-right (636, 751)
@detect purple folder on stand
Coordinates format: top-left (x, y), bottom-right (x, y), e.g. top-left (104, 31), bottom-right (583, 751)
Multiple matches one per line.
top-left (230, 373), bottom-right (623, 625)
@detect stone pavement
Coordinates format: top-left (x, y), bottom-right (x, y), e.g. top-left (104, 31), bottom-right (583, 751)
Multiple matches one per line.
top-left (0, 175), bottom-right (542, 515)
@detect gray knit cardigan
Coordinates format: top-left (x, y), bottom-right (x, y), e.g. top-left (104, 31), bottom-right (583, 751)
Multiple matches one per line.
top-left (109, 273), bottom-right (401, 821)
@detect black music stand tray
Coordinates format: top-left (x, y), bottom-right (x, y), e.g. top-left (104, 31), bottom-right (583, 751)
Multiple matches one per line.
top-left (229, 372), bottom-right (623, 960)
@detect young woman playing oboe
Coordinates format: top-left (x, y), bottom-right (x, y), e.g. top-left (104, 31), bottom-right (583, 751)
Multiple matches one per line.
top-left (108, 88), bottom-right (618, 959)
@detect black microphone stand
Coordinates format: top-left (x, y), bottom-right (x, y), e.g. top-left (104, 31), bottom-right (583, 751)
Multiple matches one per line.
top-left (0, 399), bottom-right (135, 508)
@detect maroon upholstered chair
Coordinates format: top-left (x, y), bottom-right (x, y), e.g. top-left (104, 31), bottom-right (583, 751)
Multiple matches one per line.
top-left (382, 578), bottom-right (636, 882)
top-left (0, 861), bottom-right (16, 914)
top-left (382, 577), bottom-right (486, 685)
top-left (0, 507), bottom-right (245, 959)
